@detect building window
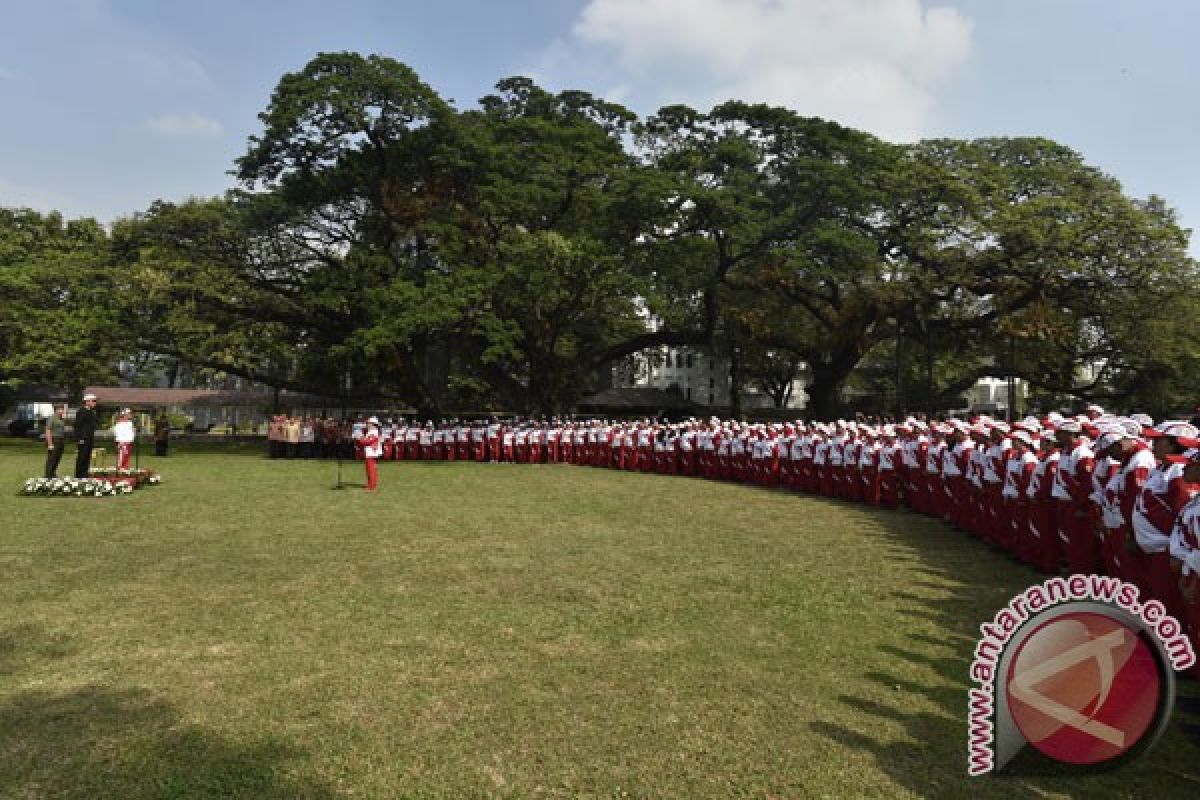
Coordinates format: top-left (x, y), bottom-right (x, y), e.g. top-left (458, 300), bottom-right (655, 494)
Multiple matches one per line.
top-left (675, 353), bottom-right (683, 369)
top-left (686, 388), bottom-right (693, 400)
top-left (709, 377), bottom-right (715, 389)
top-left (686, 353), bottom-right (694, 369)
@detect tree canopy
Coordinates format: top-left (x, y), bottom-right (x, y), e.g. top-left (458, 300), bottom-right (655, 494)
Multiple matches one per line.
top-left (2, 52), bottom-right (1195, 416)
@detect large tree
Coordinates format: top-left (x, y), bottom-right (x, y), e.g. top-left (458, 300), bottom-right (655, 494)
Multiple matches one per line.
top-left (128, 57), bottom-right (718, 415)
top-left (639, 101), bottom-right (908, 418)
top-left (13, 53), bottom-right (1194, 421)
top-left (884, 137), bottom-right (1197, 412)
top-left (0, 208), bottom-right (128, 400)
top-left (437, 78), bottom-right (698, 414)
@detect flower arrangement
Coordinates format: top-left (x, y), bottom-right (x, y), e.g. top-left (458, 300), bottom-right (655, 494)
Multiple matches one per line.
top-left (88, 467), bottom-right (162, 488)
top-left (21, 469), bottom-right (161, 497)
top-left (22, 477), bottom-right (135, 497)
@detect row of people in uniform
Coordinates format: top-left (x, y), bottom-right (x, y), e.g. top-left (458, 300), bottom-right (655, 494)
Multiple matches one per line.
top-left (346, 409), bottom-right (1200, 658)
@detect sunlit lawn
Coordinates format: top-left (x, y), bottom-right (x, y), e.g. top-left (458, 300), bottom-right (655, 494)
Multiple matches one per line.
top-left (3, 437), bottom-right (1199, 798)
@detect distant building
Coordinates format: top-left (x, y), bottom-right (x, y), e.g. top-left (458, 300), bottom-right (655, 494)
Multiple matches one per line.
top-left (963, 376), bottom-right (1028, 415)
top-left (610, 309), bottom-right (806, 410)
top-left (612, 307), bottom-right (1031, 416)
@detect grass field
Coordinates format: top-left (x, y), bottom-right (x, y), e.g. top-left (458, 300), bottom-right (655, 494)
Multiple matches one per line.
top-left (3, 438), bottom-right (1200, 798)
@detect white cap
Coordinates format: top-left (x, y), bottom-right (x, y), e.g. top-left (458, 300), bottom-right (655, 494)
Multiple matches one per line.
top-left (82, 393), bottom-right (97, 401)
top-left (1011, 430), bottom-right (1035, 448)
top-left (367, 416), bottom-right (380, 425)
top-left (1093, 431), bottom-right (1129, 453)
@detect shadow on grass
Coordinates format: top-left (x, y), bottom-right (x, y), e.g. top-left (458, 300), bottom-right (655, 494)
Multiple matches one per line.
top-left (800, 503), bottom-right (1200, 797)
top-left (0, 625), bottom-right (335, 800)
top-left (0, 687), bottom-right (337, 799)
top-left (0, 623), bottom-right (80, 677)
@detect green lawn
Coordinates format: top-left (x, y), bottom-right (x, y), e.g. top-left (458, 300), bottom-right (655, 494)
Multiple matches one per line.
top-left (3, 438), bottom-right (1200, 799)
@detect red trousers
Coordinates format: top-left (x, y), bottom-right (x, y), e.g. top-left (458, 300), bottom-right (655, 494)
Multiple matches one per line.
top-left (799, 463), bottom-right (815, 493)
top-left (1181, 573), bottom-right (1200, 677)
top-left (777, 462), bottom-right (792, 489)
top-left (364, 457), bottom-right (377, 490)
top-left (1058, 501), bottom-right (1101, 575)
top-left (1145, 552), bottom-right (1187, 625)
top-left (1099, 526), bottom-right (1124, 579)
top-left (985, 484), bottom-right (1005, 542)
top-left (1119, 528), bottom-right (1149, 592)
top-left (117, 443), bottom-right (132, 470)
top-left (1007, 499), bottom-right (1031, 562)
top-left (920, 474), bottom-right (939, 516)
top-left (1028, 501), bottom-right (1061, 574)
top-left (878, 471), bottom-right (897, 508)
top-left (862, 467), bottom-right (880, 506)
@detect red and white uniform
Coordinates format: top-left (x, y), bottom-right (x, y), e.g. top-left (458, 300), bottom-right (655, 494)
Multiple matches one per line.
top-left (1025, 448), bottom-right (1061, 574)
top-left (1001, 448), bottom-right (1037, 556)
top-left (357, 426), bottom-right (381, 491)
top-left (1053, 438), bottom-right (1097, 574)
top-left (113, 417), bottom-right (135, 470)
top-left (1133, 460), bottom-right (1191, 621)
top-left (1172, 493), bottom-right (1200, 663)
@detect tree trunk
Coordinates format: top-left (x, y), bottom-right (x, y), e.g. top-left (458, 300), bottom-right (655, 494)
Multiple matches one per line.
top-left (729, 348), bottom-right (743, 418)
top-left (804, 350), bottom-right (861, 421)
top-left (804, 379), bottom-right (839, 421)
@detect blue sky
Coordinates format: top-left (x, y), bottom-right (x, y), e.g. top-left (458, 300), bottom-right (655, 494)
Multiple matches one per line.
top-left (1, 0), bottom-right (1195, 255)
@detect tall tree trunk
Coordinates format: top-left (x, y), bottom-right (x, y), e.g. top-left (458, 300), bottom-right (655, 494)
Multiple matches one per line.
top-left (729, 347), bottom-right (743, 418)
top-left (804, 350), bottom-right (861, 421)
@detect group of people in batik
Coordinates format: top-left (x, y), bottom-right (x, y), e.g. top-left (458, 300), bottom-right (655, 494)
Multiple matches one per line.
top-left (265, 415), bottom-right (359, 459)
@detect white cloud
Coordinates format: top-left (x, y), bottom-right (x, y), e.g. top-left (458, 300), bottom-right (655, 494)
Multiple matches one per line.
top-left (123, 51), bottom-right (215, 89)
top-left (541, 0), bottom-right (973, 142)
top-left (144, 112), bottom-right (224, 138)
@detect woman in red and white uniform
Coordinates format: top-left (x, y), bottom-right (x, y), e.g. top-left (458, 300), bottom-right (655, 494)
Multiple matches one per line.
top-left (112, 408), bottom-right (136, 470)
top-left (357, 416), bottom-right (382, 491)
top-left (1133, 423), bottom-right (1199, 620)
